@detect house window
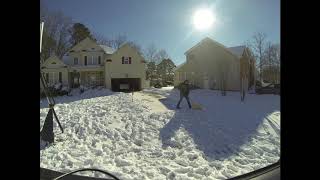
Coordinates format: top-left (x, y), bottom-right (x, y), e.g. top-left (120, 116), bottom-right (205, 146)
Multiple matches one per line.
top-left (122, 56), bottom-right (131, 64)
top-left (98, 56), bottom-right (101, 64)
top-left (51, 62), bottom-right (56, 64)
top-left (48, 72), bottom-right (57, 85)
top-left (59, 72), bottom-right (62, 83)
top-left (74, 58), bottom-right (78, 65)
top-left (84, 56), bottom-right (87, 65)
top-left (91, 56), bottom-right (94, 65)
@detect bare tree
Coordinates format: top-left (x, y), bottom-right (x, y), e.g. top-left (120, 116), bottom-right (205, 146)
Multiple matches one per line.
top-left (144, 44), bottom-right (159, 84)
top-left (55, 12), bottom-right (73, 59)
top-left (262, 43), bottom-right (280, 83)
top-left (270, 44), bottom-right (280, 66)
top-left (110, 34), bottom-right (127, 50)
top-left (144, 44), bottom-right (158, 63)
top-left (93, 33), bottom-right (143, 56)
top-left (248, 32), bottom-right (267, 82)
top-left (155, 49), bottom-right (170, 62)
top-left (93, 32), bottom-right (112, 46)
top-left (40, 4), bottom-right (73, 60)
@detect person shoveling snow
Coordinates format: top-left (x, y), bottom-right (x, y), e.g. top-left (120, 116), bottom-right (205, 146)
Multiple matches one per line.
top-left (176, 80), bottom-right (192, 109)
top-left (176, 80), bottom-right (203, 110)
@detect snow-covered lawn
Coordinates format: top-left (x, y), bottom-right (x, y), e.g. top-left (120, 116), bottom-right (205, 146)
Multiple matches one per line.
top-left (40, 87), bottom-right (280, 180)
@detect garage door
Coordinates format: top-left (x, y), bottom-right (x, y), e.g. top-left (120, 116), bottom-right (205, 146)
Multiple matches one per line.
top-left (111, 78), bottom-right (141, 92)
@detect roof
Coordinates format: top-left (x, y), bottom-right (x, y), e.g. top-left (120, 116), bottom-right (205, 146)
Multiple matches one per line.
top-left (174, 62), bottom-right (186, 71)
top-left (227, 46), bottom-right (246, 58)
top-left (42, 55), bottom-right (68, 67)
top-left (185, 37), bottom-right (229, 55)
top-left (68, 37), bottom-right (93, 52)
top-left (184, 37), bottom-right (245, 59)
top-left (99, 45), bottom-right (115, 54)
top-left (68, 37), bottom-right (115, 54)
top-left (70, 65), bottom-right (103, 69)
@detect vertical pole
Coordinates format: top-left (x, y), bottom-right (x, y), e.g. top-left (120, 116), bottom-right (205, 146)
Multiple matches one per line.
top-left (40, 22), bottom-right (44, 53)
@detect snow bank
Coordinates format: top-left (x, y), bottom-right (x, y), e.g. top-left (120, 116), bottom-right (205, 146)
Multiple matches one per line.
top-left (40, 88), bottom-right (114, 108)
top-left (40, 88), bottom-right (280, 180)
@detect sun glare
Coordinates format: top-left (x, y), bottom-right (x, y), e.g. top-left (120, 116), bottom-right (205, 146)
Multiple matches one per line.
top-left (193, 9), bottom-right (216, 31)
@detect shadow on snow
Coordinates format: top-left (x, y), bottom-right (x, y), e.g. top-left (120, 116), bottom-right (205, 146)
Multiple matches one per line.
top-left (159, 89), bottom-right (280, 160)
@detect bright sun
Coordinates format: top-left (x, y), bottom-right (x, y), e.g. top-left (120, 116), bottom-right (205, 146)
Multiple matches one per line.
top-left (193, 9), bottom-right (215, 31)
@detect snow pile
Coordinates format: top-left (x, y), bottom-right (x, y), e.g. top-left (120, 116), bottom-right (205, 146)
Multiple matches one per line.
top-left (142, 87), bottom-right (174, 97)
top-left (40, 88), bottom-right (280, 180)
top-left (40, 88), bottom-right (114, 108)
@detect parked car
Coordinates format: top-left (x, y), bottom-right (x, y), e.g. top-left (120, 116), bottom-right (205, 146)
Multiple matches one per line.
top-left (154, 82), bottom-right (162, 88)
top-left (164, 81), bottom-right (174, 86)
top-left (256, 83), bottom-right (280, 95)
top-left (256, 80), bottom-right (272, 87)
top-left (153, 79), bottom-right (163, 88)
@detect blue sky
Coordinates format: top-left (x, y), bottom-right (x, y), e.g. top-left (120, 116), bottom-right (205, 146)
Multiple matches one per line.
top-left (43, 0), bottom-right (280, 65)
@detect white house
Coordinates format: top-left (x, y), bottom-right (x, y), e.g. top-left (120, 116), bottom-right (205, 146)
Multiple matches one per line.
top-left (174, 37), bottom-right (256, 91)
top-left (41, 37), bottom-right (148, 91)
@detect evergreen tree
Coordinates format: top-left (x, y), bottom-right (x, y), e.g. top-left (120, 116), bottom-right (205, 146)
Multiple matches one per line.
top-left (69, 23), bottom-right (93, 46)
top-left (157, 58), bottom-right (176, 85)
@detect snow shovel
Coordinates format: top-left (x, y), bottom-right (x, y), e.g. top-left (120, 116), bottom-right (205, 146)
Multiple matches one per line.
top-left (190, 98), bottom-right (203, 110)
top-left (191, 102), bottom-right (203, 110)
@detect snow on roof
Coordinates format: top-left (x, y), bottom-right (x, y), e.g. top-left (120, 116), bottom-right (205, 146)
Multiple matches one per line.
top-left (99, 45), bottom-right (115, 54)
top-left (228, 46), bottom-right (246, 58)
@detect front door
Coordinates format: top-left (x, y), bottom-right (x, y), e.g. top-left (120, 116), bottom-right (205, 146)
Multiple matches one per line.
top-left (71, 71), bottom-right (80, 88)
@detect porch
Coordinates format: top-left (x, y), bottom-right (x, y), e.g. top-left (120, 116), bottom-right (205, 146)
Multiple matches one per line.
top-left (69, 67), bottom-right (105, 88)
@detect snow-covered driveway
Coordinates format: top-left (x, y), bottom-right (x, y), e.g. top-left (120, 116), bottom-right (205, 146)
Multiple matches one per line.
top-left (40, 87), bottom-right (280, 180)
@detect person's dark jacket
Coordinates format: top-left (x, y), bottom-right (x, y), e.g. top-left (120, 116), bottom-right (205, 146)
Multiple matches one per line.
top-left (178, 82), bottom-right (190, 96)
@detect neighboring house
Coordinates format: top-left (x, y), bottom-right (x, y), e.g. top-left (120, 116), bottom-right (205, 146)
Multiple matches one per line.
top-left (174, 37), bottom-right (256, 91)
top-left (105, 43), bottom-right (148, 91)
top-left (40, 55), bottom-right (69, 87)
top-left (63, 37), bottom-right (112, 88)
top-left (41, 37), bottom-right (148, 91)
